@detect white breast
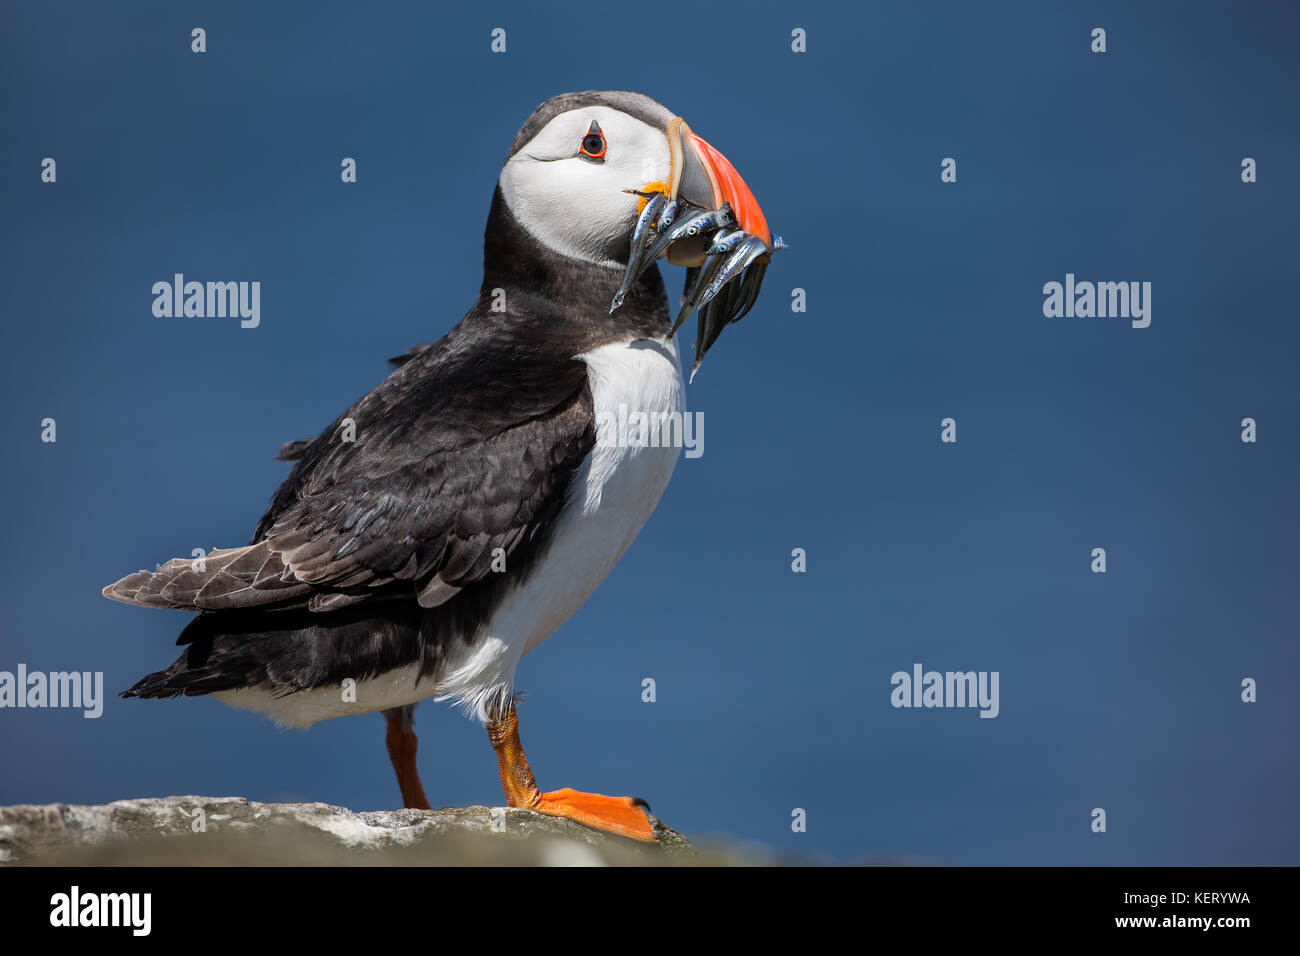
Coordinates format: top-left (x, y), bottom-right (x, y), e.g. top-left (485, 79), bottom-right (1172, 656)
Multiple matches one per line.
top-left (429, 336), bottom-right (686, 721)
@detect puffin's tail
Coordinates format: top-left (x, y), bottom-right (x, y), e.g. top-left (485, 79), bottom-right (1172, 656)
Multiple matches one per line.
top-left (119, 615), bottom-right (267, 699)
top-left (118, 601), bottom-right (426, 701)
top-left (102, 542), bottom-right (311, 611)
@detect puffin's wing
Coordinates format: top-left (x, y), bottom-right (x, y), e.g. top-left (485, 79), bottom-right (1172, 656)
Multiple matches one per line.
top-left (105, 334), bottom-right (595, 613)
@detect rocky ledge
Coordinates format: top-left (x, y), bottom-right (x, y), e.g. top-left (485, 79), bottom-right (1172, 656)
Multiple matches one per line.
top-left (0, 796), bottom-right (699, 866)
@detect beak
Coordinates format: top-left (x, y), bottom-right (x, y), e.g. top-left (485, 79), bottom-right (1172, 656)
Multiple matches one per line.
top-left (665, 117), bottom-right (771, 264)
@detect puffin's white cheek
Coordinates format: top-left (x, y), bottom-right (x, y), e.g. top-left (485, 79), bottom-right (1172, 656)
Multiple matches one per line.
top-left (500, 158), bottom-right (640, 266)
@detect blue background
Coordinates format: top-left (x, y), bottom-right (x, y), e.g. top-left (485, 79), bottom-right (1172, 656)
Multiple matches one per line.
top-left (2, 1), bottom-right (1297, 864)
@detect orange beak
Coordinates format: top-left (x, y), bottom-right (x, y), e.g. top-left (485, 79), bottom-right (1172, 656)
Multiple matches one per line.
top-left (667, 117), bottom-right (771, 252)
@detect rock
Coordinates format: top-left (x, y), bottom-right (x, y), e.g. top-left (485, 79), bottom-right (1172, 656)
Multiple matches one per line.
top-left (0, 796), bottom-right (697, 866)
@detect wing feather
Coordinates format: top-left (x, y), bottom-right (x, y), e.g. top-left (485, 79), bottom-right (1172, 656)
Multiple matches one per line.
top-left (104, 331), bottom-right (595, 614)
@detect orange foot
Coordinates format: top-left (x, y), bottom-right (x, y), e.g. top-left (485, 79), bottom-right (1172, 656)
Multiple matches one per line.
top-left (487, 708), bottom-right (659, 844)
top-left (529, 787), bottom-right (656, 842)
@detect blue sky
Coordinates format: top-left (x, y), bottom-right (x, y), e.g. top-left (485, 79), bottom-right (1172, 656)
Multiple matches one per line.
top-left (1, 0), bottom-right (1297, 864)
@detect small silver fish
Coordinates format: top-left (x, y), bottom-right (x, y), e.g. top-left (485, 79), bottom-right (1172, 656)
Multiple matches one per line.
top-left (728, 261), bottom-right (768, 325)
top-left (688, 236), bottom-right (785, 379)
top-left (705, 228), bottom-right (746, 257)
top-left (692, 281), bottom-right (740, 376)
top-left (668, 246), bottom-right (730, 338)
top-left (730, 237), bottom-right (782, 324)
top-left (728, 239), bottom-right (782, 324)
top-left (691, 243), bottom-right (780, 377)
top-left (638, 202), bottom-right (737, 277)
top-left (610, 191), bottom-right (669, 313)
top-left (695, 235), bottom-right (769, 313)
top-left (656, 198), bottom-right (680, 233)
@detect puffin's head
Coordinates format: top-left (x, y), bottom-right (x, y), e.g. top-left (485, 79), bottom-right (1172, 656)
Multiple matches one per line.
top-left (499, 90), bottom-right (770, 268)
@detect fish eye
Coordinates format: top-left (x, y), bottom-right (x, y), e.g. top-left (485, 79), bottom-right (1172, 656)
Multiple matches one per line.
top-left (579, 121), bottom-right (606, 161)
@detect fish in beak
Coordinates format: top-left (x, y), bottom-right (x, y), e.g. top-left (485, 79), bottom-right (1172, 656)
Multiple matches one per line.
top-left (611, 116), bottom-right (785, 380)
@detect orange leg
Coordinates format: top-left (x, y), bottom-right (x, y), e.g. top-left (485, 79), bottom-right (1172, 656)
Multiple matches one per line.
top-left (384, 706), bottom-right (431, 810)
top-left (486, 707), bottom-right (656, 842)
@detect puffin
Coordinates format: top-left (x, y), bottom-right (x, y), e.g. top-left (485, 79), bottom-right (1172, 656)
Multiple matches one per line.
top-left (104, 90), bottom-right (774, 842)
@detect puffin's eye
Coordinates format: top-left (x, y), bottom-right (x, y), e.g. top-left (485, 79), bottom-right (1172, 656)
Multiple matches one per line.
top-left (579, 121), bottom-right (606, 161)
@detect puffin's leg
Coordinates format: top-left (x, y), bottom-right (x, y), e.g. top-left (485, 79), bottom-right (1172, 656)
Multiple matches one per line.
top-left (383, 704), bottom-right (431, 810)
top-left (486, 706), bottom-right (656, 842)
